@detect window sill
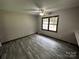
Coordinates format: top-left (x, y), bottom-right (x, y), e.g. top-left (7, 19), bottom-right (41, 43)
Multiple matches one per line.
top-left (41, 29), bottom-right (57, 33)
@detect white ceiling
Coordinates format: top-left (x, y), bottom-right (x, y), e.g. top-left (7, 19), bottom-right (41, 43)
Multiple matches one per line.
top-left (0, 0), bottom-right (79, 14)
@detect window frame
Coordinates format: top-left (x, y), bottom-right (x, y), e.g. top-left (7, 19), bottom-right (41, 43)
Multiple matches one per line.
top-left (41, 15), bottom-right (59, 33)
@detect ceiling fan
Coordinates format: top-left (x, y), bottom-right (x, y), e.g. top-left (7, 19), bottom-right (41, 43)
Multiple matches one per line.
top-left (23, 0), bottom-right (53, 16)
top-left (24, 8), bottom-right (51, 16)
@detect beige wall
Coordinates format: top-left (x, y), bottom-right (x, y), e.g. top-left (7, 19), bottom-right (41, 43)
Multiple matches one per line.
top-left (0, 11), bottom-right (5, 43)
top-left (38, 7), bottom-right (79, 45)
top-left (0, 11), bottom-right (37, 43)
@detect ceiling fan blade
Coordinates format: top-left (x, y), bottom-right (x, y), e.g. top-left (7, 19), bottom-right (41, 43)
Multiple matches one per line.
top-left (28, 11), bottom-right (41, 13)
top-left (24, 8), bottom-right (40, 11)
top-left (25, 11), bottom-right (41, 15)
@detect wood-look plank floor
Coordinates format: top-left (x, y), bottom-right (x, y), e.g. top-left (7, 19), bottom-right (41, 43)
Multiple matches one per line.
top-left (0, 34), bottom-right (79, 59)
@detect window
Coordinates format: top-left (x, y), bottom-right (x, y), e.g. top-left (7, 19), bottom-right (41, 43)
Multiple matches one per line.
top-left (41, 16), bottom-right (59, 32)
top-left (42, 18), bottom-right (48, 30)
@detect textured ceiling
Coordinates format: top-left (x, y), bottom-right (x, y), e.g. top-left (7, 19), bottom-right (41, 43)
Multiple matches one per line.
top-left (0, 0), bottom-right (79, 14)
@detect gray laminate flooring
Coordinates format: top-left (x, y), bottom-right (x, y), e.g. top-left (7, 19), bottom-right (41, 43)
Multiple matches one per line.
top-left (0, 34), bottom-right (79, 59)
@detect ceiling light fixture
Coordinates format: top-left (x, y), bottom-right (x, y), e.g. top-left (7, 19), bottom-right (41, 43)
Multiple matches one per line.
top-left (40, 12), bottom-right (44, 16)
top-left (39, 9), bottom-right (45, 16)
